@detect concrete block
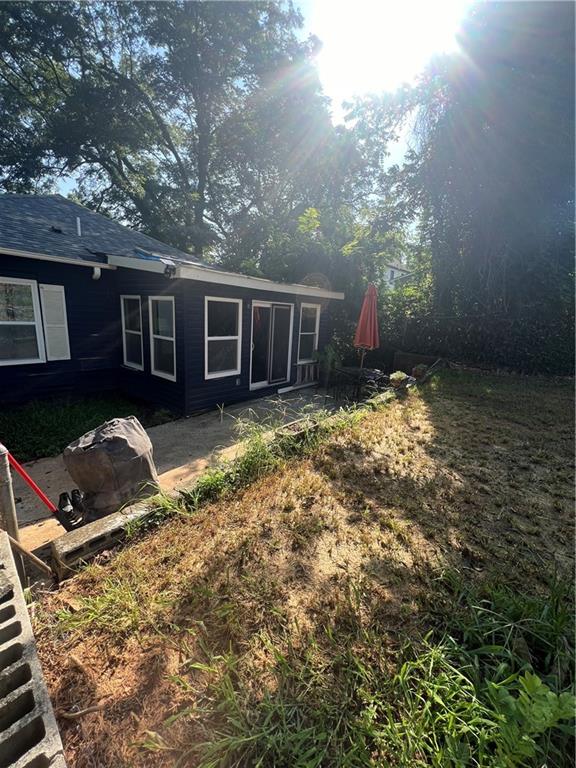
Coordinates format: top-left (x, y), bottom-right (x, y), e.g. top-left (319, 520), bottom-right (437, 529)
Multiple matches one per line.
top-left (0, 531), bottom-right (66, 768)
top-left (51, 502), bottom-right (155, 579)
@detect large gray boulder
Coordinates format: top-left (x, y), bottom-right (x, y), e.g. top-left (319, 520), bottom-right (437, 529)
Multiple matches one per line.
top-left (63, 416), bottom-right (159, 519)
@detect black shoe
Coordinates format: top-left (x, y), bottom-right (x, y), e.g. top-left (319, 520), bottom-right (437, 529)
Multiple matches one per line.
top-left (58, 491), bottom-right (73, 515)
top-left (71, 489), bottom-right (86, 518)
top-left (56, 491), bottom-right (85, 531)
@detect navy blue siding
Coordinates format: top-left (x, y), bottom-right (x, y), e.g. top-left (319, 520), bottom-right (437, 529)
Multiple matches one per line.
top-left (116, 273), bottom-right (339, 414)
top-left (0, 255), bottom-right (340, 415)
top-left (183, 282), bottom-right (289, 413)
top-left (180, 280), bottom-right (336, 414)
top-left (114, 269), bottom-right (187, 414)
top-left (0, 255), bottom-right (119, 403)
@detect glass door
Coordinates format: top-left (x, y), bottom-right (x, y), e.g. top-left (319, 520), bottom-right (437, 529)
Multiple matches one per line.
top-left (269, 305), bottom-right (291, 383)
top-left (250, 303), bottom-right (292, 388)
top-left (250, 304), bottom-right (271, 386)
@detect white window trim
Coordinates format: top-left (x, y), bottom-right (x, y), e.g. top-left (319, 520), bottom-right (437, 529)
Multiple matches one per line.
top-left (149, 296), bottom-right (176, 382)
top-left (205, 296), bottom-right (243, 380)
top-left (297, 303), bottom-right (321, 364)
top-left (0, 276), bottom-right (46, 366)
top-left (120, 295), bottom-right (144, 371)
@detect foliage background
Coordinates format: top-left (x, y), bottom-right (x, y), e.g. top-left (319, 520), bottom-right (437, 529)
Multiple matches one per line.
top-left (0, 0), bottom-right (573, 373)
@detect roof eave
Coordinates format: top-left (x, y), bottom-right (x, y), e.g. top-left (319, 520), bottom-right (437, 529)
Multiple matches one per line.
top-left (0, 246), bottom-right (116, 269)
top-left (108, 255), bottom-right (344, 300)
top-left (177, 264), bottom-right (344, 299)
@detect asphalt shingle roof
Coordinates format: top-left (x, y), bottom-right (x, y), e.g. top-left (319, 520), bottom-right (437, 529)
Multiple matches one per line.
top-left (0, 194), bottom-right (208, 267)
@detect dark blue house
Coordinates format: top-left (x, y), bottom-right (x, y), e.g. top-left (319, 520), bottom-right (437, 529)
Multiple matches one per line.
top-left (0, 195), bottom-right (343, 414)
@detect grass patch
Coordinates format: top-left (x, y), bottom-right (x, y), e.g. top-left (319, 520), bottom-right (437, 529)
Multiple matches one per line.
top-left (0, 393), bottom-right (174, 461)
top-left (173, 404), bottom-right (368, 520)
top-left (33, 371), bottom-right (574, 768)
top-left (56, 578), bottom-right (144, 638)
top-left (150, 577), bottom-right (574, 768)
top-left (379, 575), bottom-right (575, 768)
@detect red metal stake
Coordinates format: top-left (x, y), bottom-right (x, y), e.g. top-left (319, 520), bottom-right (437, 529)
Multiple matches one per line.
top-left (4, 448), bottom-right (58, 514)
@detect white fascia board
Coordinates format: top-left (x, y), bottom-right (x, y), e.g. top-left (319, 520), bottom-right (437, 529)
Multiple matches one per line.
top-left (109, 254), bottom-right (345, 299)
top-left (1, 247), bottom-right (116, 269)
top-left (176, 264), bottom-right (344, 300)
top-left (108, 254), bottom-right (169, 273)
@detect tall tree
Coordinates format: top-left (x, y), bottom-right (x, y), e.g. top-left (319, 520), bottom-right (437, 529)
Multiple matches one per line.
top-left (350, 1), bottom-right (574, 372)
top-left (0, 1), bottom-right (344, 256)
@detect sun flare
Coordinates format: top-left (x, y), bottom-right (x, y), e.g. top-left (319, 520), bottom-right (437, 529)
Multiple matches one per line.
top-left (303, 0), bottom-right (471, 117)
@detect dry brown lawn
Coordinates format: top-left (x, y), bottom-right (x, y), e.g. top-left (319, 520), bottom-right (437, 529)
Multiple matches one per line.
top-left (33, 371), bottom-right (575, 767)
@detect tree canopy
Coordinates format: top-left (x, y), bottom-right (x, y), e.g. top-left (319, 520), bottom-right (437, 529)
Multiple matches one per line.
top-left (350, 1), bottom-right (574, 372)
top-left (0, 1), bottom-right (359, 257)
top-left (0, 0), bottom-right (573, 372)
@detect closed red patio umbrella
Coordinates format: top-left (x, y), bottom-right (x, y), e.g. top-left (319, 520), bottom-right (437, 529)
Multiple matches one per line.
top-left (354, 283), bottom-right (379, 368)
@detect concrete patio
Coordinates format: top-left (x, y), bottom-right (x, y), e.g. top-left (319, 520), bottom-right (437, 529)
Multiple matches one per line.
top-left (15, 389), bottom-right (331, 551)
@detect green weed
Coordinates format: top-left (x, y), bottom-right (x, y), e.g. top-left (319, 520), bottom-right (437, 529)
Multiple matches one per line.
top-left (56, 578), bottom-right (143, 637)
top-left (149, 577), bottom-right (575, 768)
top-left (56, 576), bottom-right (172, 639)
top-left (0, 394), bottom-right (173, 461)
top-left (124, 491), bottom-right (187, 538)
top-left (380, 641), bottom-right (574, 767)
top-left (378, 576), bottom-right (575, 767)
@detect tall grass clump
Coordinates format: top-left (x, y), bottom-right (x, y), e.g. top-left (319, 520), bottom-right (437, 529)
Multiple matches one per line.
top-left (124, 491), bottom-right (188, 537)
top-left (156, 577), bottom-right (574, 768)
top-left (179, 421), bottom-right (281, 512)
top-left (56, 578), bottom-right (144, 638)
top-left (180, 402), bottom-right (363, 513)
top-left (381, 575), bottom-right (575, 767)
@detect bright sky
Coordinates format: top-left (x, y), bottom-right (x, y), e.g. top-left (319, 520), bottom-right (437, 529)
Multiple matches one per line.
top-left (298, 0), bottom-right (472, 122)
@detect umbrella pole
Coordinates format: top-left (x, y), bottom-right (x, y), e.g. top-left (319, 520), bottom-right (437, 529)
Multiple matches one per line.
top-left (359, 349), bottom-right (366, 369)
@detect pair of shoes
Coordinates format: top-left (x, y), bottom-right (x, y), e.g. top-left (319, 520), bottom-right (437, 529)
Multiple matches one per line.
top-left (56, 489), bottom-right (86, 531)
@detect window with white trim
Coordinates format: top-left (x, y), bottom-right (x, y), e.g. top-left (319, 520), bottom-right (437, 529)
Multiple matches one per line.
top-left (205, 297), bottom-right (242, 379)
top-left (149, 296), bottom-right (176, 380)
top-left (120, 296), bottom-right (143, 370)
top-left (297, 303), bottom-right (320, 363)
top-left (0, 277), bottom-right (46, 366)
